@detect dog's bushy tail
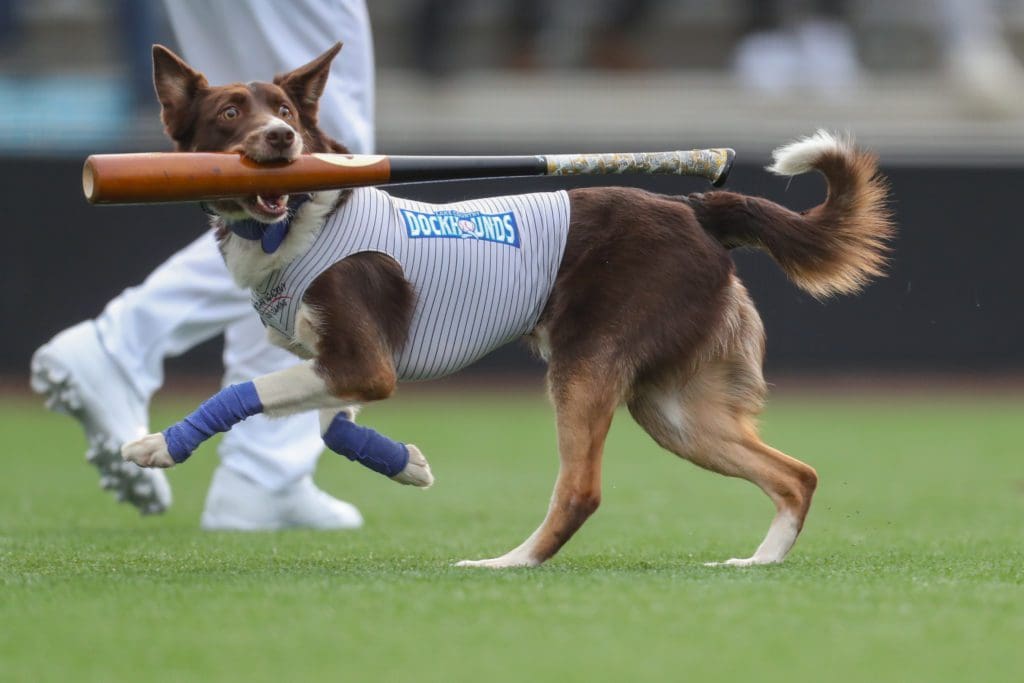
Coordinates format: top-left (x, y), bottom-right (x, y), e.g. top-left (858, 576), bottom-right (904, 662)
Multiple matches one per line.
top-left (689, 130), bottom-right (894, 298)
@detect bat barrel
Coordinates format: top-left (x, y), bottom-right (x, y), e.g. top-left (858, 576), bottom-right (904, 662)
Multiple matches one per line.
top-left (83, 153), bottom-right (393, 204)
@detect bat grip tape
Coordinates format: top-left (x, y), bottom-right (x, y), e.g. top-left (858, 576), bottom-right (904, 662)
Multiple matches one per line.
top-left (163, 382), bottom-right (263, 463)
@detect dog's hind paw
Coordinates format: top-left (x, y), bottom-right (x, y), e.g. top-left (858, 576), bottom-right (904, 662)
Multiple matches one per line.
top-left (121, 433), bottom-right (176, 469)
top-left (455, 555), bottom-right (540, 569)
top-left (390, 444), bottom-right (434, 488)
top-left (703, 556), bottom-right (781, 568)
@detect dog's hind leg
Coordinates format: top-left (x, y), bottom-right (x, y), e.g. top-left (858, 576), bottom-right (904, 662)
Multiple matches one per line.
top-left (628, 282), bottom-right (817, 566)
top-left (630, 363), bottom-right (817, 566)
top-left (704, 435), bottom-right (817, 567)
top-left (457, 367), bottom-right (619, 568)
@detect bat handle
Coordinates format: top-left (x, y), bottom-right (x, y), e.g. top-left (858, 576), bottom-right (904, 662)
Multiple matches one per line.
top-left (544, 148), bottom-right (735, 187)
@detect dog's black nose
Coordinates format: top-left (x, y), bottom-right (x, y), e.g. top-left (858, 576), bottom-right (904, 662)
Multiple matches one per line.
top-left (266, 125), bottom-right (295, 151)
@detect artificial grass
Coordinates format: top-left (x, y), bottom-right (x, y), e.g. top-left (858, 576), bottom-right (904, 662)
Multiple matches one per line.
top-left (2, 388), bottom-right (1022, 682)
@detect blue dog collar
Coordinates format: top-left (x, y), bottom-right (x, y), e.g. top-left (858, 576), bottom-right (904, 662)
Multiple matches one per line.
top-left (232, 218), bottom-right (291, 254)
top-left (203, 194), bottom-right (312, 254)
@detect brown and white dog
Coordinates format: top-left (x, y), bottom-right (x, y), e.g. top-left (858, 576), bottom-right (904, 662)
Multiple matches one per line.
top-left (123, 43), bottom-right (893, 568)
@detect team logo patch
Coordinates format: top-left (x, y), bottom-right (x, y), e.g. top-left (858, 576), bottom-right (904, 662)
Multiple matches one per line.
top-left (399, 208), bottom-right (520, 248)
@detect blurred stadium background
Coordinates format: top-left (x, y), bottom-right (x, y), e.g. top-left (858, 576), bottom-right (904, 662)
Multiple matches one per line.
top-left (4, 4), bottom-right (1024, 681)
top-left (4, 0), bottom-right (1024, 384)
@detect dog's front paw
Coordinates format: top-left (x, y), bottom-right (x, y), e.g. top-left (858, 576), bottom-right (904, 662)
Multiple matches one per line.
top-left (121, 433), bottom-right (176, 468)
top-left (390, 444), bottom-right (434, 488)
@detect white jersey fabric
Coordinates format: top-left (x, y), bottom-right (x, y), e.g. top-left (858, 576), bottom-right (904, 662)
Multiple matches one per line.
top-left (252, 187), bottom-right (571, 381)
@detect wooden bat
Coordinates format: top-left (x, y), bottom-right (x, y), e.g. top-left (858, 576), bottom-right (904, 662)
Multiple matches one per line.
top-left (82, 148), bottom-right (735, 205)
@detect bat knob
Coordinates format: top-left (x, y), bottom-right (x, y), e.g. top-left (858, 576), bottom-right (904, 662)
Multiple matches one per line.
top-left (712, 149), bottom-right (736, 187)
top-left (82, 157), bottom-right (98, 203)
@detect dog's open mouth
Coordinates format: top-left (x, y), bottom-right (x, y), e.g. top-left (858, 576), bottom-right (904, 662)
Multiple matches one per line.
top-left (245, 194), bottom-right (290, 221)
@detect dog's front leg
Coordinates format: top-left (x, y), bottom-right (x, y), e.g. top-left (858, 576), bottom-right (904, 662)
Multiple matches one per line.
top-left (124, 253), bottom-right (422, 471)
top-left (317, 408), bottom-right (434, 487)
top-left (122, 361), bottom-right (345, 468)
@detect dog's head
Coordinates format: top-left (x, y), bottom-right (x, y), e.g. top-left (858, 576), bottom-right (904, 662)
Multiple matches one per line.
top-left (152, 42), bottom-right (347, 223)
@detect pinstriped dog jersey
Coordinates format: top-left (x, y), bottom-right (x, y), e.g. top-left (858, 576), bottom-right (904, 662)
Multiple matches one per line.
top-left (251, 186), bottom-right (571, 381)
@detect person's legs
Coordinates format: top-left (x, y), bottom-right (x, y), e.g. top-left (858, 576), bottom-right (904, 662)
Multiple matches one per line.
top-left (30, 229), bottom-right (245, 515)
top-left (156, 1), bottom-right (375, 527)
top-left (37, 225), bottom-right (365, 528)
top-left (34, 1), bottom-right (375, 523)
top-left (95, 231), bottom-right (253, 399)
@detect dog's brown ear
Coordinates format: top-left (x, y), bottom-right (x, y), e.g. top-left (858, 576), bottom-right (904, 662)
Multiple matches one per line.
top-left (152, 44), bottom-right (208, 144)
top-left (274, 42), bottom-right (342, 124)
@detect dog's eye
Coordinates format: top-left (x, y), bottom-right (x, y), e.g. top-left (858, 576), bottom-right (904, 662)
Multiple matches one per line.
top-left (221, 106), bottom-right (240, 120)
top-left (278, 104), bottom-right (292, 118)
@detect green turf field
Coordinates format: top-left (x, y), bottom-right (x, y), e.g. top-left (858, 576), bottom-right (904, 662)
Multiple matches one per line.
top-left (2, 387), bottom-right (1022, 682)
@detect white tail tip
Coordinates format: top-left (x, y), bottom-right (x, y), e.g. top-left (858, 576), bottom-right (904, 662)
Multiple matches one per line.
top-left (767, 130), bottom-right (851, 177)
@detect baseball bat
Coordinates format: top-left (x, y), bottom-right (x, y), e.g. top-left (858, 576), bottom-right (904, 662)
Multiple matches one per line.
top-left (82, 148), bottom-right (735, 205)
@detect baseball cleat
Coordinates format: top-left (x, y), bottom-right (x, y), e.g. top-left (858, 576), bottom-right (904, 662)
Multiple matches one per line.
top-left (30, 320), bottom-right (171, 515)
top-left (200, 466), bottom-right (363, 531)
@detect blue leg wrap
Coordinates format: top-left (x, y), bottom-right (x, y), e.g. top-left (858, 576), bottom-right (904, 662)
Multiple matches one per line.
top-left (163, 382), bottom-right (263, 463)
top-left (322, 412), bottom-right (409, 478)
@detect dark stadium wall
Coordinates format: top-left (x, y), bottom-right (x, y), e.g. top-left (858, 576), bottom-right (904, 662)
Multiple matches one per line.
top-left (5, 156), bottom-right (1022, 377)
